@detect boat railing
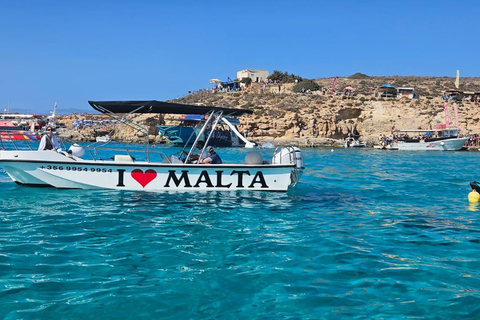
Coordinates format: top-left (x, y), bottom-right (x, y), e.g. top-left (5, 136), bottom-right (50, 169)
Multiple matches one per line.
top-left (79, 145), bottom-right (171, 163)
top-left (0, 136), bottom-right (171, 163)
top-left (0, 132), bottom-right (39, 151)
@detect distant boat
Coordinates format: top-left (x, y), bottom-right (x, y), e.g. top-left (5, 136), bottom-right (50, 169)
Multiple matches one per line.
top-left (0, 119), bottom-right (42, 141)
top-left (157, 114), bottom-right (255, 148)
top-left (377, 102), bottom-right (468, 151)
top-left (0, 105), bottom-right (53, 139)
top-left (373, 144), bottom-right (398, 150)
top-left (95, 134), bottom-right (111, 143)
top-left (0, 130), bottom-right (41, 141)
top-left (383, 127), bottom-right (468, 151)
top-left (343, 135), bottom-right (366, 148)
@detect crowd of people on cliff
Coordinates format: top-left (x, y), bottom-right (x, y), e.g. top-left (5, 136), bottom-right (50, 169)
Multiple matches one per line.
top-left (442, 93), bottom-right (480, 102)
top-left (71, 119), bottom-right (117, 130)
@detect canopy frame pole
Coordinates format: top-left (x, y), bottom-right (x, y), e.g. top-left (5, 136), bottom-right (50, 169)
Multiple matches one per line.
top-left (90, 102), bottom-right (153, 161)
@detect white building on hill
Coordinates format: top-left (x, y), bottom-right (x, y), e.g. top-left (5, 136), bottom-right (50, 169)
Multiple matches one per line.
top-left (237, 69), bottom-right (269, 82)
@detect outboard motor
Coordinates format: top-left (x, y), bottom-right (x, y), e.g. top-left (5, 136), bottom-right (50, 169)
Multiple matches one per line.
top-left (272, 146), bottom-right (304, 169)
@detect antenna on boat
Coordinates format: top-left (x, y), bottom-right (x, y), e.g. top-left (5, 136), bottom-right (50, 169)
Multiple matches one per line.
top-left (52, 101), bottom-right (57, 117)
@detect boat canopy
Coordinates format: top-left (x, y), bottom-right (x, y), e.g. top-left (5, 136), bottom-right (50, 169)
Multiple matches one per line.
top-left (88, 100), bottom-right (253, 117)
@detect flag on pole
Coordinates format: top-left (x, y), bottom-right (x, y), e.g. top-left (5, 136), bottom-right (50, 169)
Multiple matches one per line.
top-left (453, 102), bottom-right (459, 128)
top-left (332, 76), bottom-right (338, 94)
top-left (444, 102), bottom-right (450, 128)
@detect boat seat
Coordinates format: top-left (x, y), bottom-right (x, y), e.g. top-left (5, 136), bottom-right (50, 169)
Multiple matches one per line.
top-left (114, 155), bottom-right (134, 162)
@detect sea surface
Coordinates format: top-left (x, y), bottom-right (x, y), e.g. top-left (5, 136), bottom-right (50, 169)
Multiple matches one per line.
top-left (1, 144), bottom-right (480, 319)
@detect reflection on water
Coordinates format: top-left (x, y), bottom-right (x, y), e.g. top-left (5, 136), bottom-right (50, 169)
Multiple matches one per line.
top-left (468, 202), bottom-right (479, 212)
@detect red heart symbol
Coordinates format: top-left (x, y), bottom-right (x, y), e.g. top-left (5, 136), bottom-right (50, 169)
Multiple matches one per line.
top-left (131, 169), bottom-right (157, 187)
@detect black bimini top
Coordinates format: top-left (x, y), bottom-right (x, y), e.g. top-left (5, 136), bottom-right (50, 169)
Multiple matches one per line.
top-left (88, 100), bottom-right (253, 117)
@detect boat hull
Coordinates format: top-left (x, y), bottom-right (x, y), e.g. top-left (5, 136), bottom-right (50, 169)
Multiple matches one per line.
top-left (395, 137), bottom-right (468, 151)
top-left (0, 150), bottom-right (298, 192)
top-left (470, 181), bottom-right (480, 193)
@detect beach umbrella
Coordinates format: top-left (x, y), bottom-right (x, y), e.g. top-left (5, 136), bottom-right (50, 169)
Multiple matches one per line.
top-left (344, 86), bottom-right (354, 91)
top-left (209, 78), bottom-right (222, 84)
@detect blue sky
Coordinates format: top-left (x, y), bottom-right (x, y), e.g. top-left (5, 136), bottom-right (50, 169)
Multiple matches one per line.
top-left (0, 0), bottom-right (478, 114)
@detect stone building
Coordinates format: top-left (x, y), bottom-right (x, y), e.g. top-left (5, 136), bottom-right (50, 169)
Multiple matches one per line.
top-left (237, 69), bottom-right (269, 83)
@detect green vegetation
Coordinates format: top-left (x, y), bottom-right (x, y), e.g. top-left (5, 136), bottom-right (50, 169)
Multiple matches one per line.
top-left (268, 70), bottom-right (303, 83)
top-left (393, 80), bottom-right (407, 87)
top-left (240, 77), bottom-right (252, 86)
top-left (348, 73), bottom-right (370, 79)
top-left (292, 79), bottom-right (320, 92)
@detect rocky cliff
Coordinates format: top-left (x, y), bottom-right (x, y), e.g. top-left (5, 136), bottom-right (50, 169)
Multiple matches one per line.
top-left (58, 75), bottom-right (480, 147)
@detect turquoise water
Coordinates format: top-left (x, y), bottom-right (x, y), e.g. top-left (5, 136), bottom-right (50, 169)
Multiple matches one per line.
top-left (1, 146), bottom-right (480, 319)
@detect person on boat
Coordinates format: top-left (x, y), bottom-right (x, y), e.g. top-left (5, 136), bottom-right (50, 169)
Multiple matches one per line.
top-left (38, 126), bottom-right (61, 151)
top-left (188, 140), bottom-right (208, 163)
top-left (201, 146), bottom-right (222, 164)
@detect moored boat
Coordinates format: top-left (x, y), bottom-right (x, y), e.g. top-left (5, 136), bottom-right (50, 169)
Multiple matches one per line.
top-left (0, 130), bottom-right (41, 141)
top-left (343, 135), bottom-right (366, 148)
top-left (376, 102), bottom-right (468, 151)
top-left (0, 100), bottom-right (304, 192)
top-left (393, 127), bottom-right (468, 151)
top-left (95, 134), bottom-right (111, 143)
top-left (470, 181), bottom-right (480, 193)
top-left (157, 114), bottom-right (254, 148)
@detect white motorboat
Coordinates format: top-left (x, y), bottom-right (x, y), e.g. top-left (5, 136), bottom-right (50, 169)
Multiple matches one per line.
top-left (375, 101), bottom-right (468, 151)
top-left (393, 127), bottom-right (468, 151)
top-left (95, 134), bottom-right (111, 143)
top-left (343, 136), bottom-right (366, 148)
top-left (0, 100), bottom-right (304, 192)
top-left (373, 144), bottom-right (398, 150)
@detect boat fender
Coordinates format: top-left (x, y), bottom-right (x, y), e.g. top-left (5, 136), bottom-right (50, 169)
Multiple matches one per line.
top-left (468, 189), bottom-right (480, 203)
top-left (68, 143), bottom-right (85, 157)
top-left (245, 151), bottom-right (263, 164)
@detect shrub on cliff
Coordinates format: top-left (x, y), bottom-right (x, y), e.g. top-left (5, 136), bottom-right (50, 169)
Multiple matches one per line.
top-left (292, 79), bottom-right (320, 93)
top-left (240, 77), bottom-right (252, 86)
top-left (268, 70), bottom-right (303, 83)
top-left (348, 73), bottom-right (370, 79)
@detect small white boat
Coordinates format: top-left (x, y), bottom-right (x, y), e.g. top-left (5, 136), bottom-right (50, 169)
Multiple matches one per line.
top-left (0, 101), bottom-right (304, 192)
top-left (95, 134), bottom-right (111, 143)
top-left (343, 136), bottom-right (366, 148)
top-left (374, 144), bottom-right (399, 150)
